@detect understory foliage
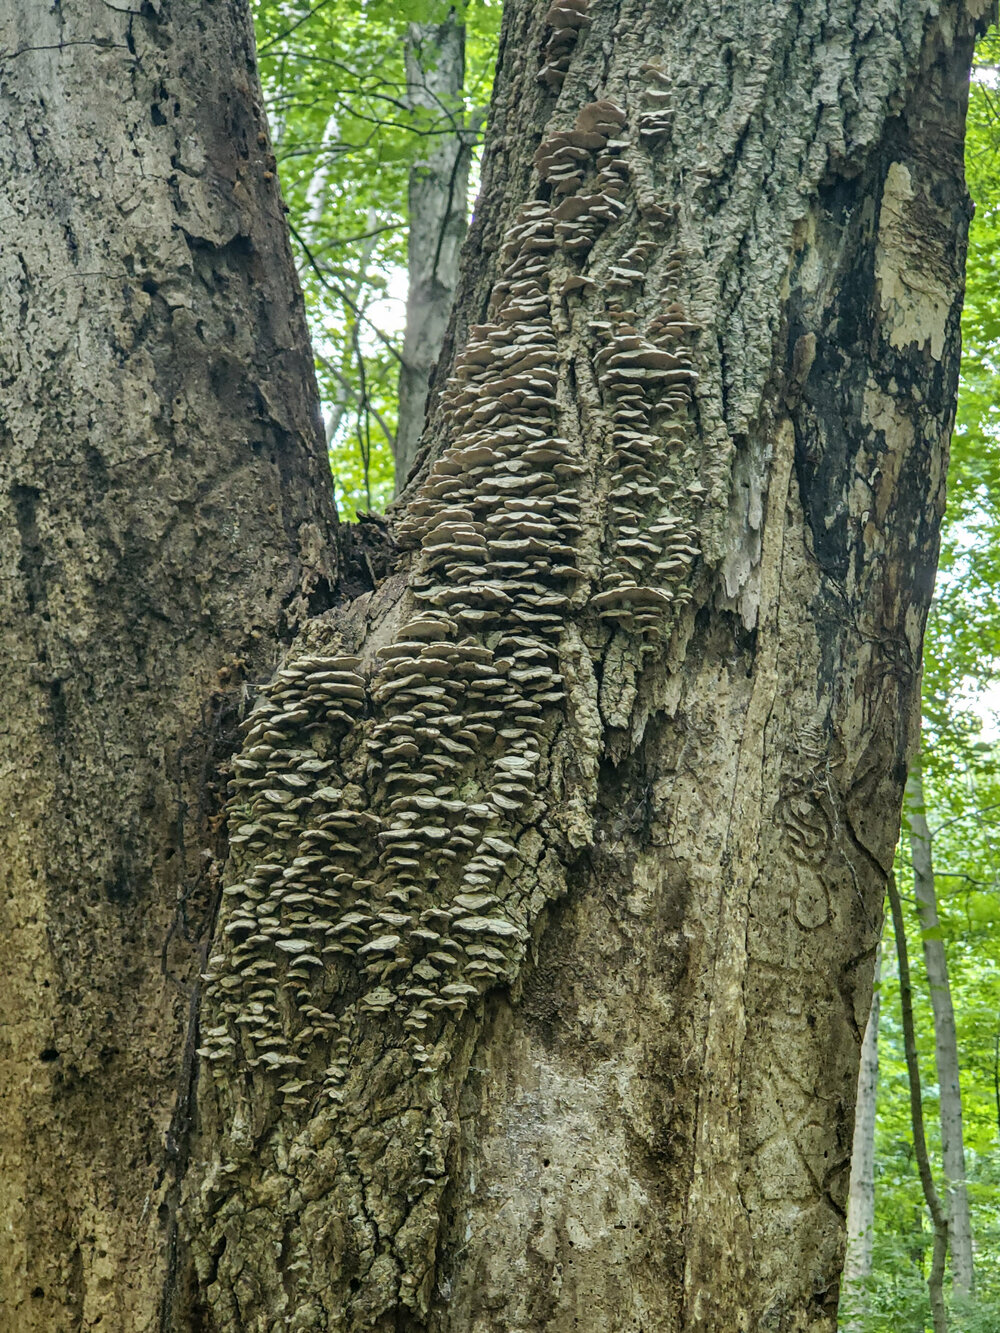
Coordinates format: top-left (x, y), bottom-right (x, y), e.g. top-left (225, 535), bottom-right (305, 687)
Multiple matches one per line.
top-left (841, 31), bottom-right (1000, 1333)
top-left (252, 0), bottom-right (500, 515)
top-left (253, 6), bottom-right (1000, 1327)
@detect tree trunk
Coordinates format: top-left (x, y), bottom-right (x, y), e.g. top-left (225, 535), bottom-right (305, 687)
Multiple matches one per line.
top-left (395, 12), bottom-right (472, 490)
top-left (175, 2), bottom-right (983, 1331)
top-left (0, 2), bottom-right (338, 1329)
top-left (906, 754), bottom-right (975, 1295)
top-left (842, 944), bottom-right (882, 1324)
top-left (887, 876), bottom-right (950, 1333)
top-left (0, 0), bottom-right (986, 1331)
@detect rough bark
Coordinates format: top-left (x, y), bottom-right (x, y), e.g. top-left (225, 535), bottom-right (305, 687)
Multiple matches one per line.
top-left (906, 754), bottom-right (975, 1295)
top-left (887, 875), bottom-right (950, 1333)
top-left (395, 13), bottom-right (472, 490)
top-left (0, 2), bottom-right (338, 1329)
top-left (174, 1), bottom-right (984, 1331)
top-left (842, 944), bottom-right (882, 1323)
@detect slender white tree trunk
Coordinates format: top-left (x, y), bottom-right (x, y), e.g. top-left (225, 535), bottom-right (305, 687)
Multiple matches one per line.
top-left (843, 944), bottom-right (882, 1323)
top-left (888, 876), bottom-right (951, 1333)
top-left (907, 755), bottom-right (975, 1295)
top-left (395, 11), bottom-right (471, 489)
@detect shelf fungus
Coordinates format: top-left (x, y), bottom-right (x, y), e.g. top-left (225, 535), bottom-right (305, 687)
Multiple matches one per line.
top-left (195, 64), bottom-right (717, 1323)
top-left (539, 0), bottom-right (591, 90)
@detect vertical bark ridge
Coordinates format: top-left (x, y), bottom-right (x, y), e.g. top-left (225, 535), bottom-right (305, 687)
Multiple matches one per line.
top-left (178, 1), bottom-right (983, 1330)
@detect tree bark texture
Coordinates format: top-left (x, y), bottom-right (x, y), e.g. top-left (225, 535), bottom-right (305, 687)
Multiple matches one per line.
top-left (906, 755), bottom-right (975, 1295)
top-left (395, 14), bottom-right (472, 490)
top-left (887, 875), bottom-right (950, 1333)
top-left (842, 944), bottom-right (881, 1326)
top-left (0, 2), bottom-right (338, 1329)
top-left (175, 1), bottom-right (985, 1331)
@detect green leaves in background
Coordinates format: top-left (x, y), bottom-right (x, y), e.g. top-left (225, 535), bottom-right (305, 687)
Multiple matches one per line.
top-left (252, 0), bottom-right (501, 517)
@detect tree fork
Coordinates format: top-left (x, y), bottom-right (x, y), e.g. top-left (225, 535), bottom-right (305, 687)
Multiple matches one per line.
top-left (0, 1), bottom-right (990, 1332)
top-left (176, 1), bottom-right (987, 1330)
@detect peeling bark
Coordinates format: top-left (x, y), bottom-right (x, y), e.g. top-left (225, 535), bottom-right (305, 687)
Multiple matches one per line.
top-left (395, 14), bottom-right (472, 489)
top-left (0, 2), bottom-right (337, 1329)
top-left (907, 754), bottom-right (975, 1295)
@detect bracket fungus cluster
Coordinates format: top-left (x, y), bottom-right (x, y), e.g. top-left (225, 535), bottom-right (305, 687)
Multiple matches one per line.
top-left (538, 0), bottom-right (591, 92)
top-left (195, 15), bottom-right (711, 1296)
top-left (199, 20), bottom-right (707, 1117)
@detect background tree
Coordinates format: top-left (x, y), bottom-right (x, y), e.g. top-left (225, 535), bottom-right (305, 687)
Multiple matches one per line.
top-left (251, 0), bottom-right (500, 512)
top-left (396, 10), bottom-right (474, 488)
top-left (905, 755), bottom-right (974, 1296)
top-left (844, 946), bottom-right (883, 1327)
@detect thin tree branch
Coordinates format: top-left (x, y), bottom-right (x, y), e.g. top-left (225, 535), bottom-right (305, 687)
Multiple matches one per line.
top-left (288, 221), bottom-right (405, 367)
top-left (316, 352), bottom-right (397, 452)
top-left (257, 0), bottom-right (336, 53)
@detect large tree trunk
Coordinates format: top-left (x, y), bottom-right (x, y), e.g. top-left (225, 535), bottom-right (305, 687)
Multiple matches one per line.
top-left (0, 2), bottom-right (338, 1329)
top-left (1, 0), bottom-right (986, 1331)
top-left (842, 945), bottom-right (882, 1325)
top-left (906, 754), bottom-right (975, 1295)
top-left (175, 2), bottom-right (984, 1331)
top-left (395, 12), bottom-right (472, 490)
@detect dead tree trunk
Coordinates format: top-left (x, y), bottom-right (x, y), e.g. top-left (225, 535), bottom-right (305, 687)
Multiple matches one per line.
top-left (906, 754), bottom-right (975, 1295)
top-left (0, 0), bottom-right (988, 1330)
top-left (395, 11), bottom-right (473, 490)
